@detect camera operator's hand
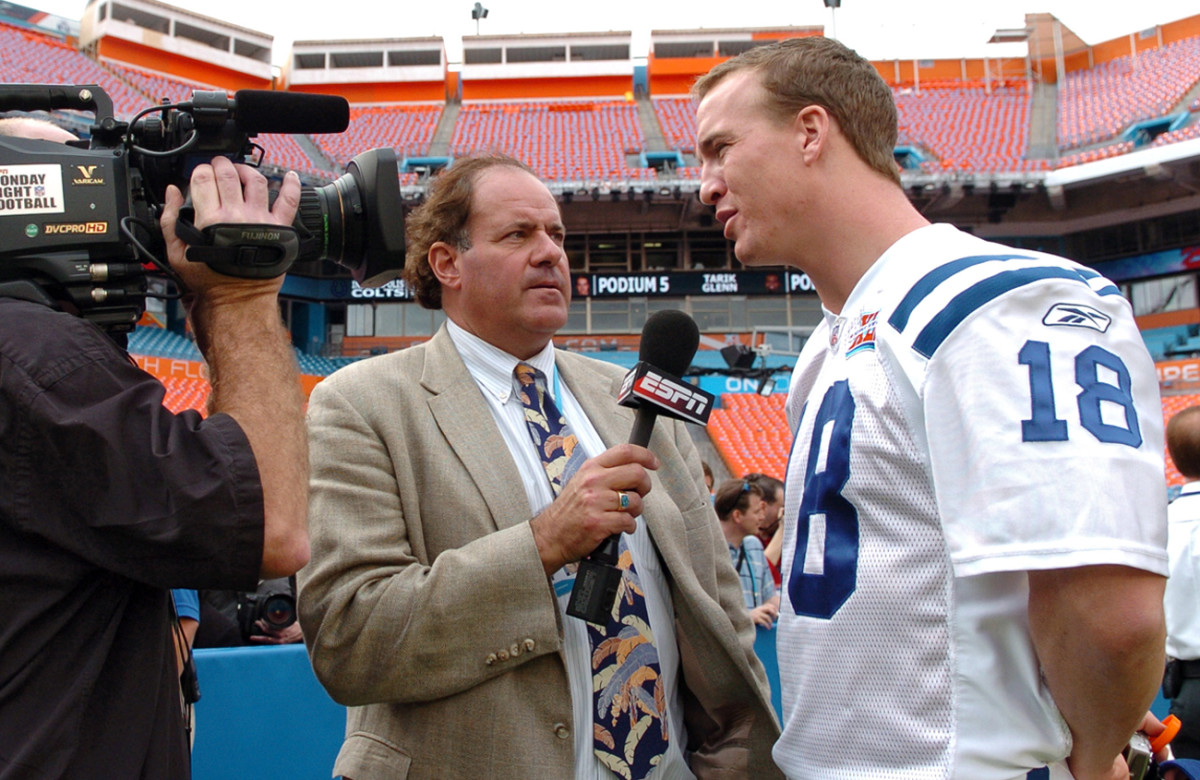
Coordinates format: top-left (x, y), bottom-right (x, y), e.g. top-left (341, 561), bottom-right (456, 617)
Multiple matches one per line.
top-left (249, 619), bottom-right (303, 645)
top-left (160, 157), bottom-right (301, 298)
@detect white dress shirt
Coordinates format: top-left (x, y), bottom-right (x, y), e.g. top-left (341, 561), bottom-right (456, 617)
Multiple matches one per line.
top-left (447, 321), bottom-right (693, 780)
top-left (1167, 481), bottom-right (1200, 660)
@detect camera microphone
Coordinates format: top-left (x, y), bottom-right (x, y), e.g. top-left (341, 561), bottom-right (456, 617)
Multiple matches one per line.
top-left (231, 90), bottom-right (350, 135)
top-left (566, 310), bottom-right (715, 624)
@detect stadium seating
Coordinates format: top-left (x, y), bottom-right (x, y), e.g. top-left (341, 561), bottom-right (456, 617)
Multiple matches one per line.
top-left (0, 22), bottom-right (148, 117)
top-left (127, 326), bottom-right (203, 361)
top-left (708, 393), bottom-right (791, 479)
top-left (1057, 34), bottom-right (1200, 149)
top-left (1056, 140), bottom-right (1137, 168)
top-left (1152, 113), bottom-right (1200, 147)
top-left (158, 376), bottom-right (210, 415)
top-left (450, 99), bottom-right (655, 181)
top-left (652, 96), bottom-right (698, 154)
top-left (105, 62), bottom-right (199, 105)
top-left (312, 104), bottom-right (444, 169)
top-left (894, 85), bottom-right (1048, 173)
top-left (255, 133), bottom-right (336, 179)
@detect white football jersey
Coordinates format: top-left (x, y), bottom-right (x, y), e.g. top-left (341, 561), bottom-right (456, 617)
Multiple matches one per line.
top-left (773, 224), bottom-right (1168, 780)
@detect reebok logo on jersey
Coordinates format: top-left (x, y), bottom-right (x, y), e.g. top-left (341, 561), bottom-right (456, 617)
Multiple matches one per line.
top-left (845, 311), bottom-right (879, 356)
top-left (1042, 303), bottom-right (1111, 332)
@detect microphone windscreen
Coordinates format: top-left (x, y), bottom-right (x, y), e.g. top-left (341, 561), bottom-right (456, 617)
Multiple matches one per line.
top-left (638, 309), bottom-right (699, 377)
top-left (232, 90), bottom-right (350, 134)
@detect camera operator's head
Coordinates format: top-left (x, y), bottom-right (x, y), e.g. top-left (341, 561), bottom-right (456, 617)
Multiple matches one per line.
top-left (0, 116), bottom-right (77, 144)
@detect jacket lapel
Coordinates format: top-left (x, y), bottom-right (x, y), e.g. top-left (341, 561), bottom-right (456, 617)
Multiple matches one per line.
top-left (423, 327), bottom-right (534, 533)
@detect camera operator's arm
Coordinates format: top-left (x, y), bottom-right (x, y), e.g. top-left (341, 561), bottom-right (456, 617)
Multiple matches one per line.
top-left (160, 158), bottom-right (309, 578)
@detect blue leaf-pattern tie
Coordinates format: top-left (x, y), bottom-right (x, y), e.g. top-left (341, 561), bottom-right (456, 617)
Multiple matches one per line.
top-left (513, 363), bottom-right (669, 780)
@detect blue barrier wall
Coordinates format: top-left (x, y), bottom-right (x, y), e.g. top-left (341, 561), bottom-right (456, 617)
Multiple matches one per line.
top-left (192, 645), bottom-right (344, 780)
top-left (191, 634), bottom-right (784, 779)
top-left (190, 631), bottom-right (1166, 778)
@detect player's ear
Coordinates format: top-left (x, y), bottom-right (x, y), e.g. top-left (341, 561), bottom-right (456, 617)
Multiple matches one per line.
top-left (794, 105), bottom-right (830, 163)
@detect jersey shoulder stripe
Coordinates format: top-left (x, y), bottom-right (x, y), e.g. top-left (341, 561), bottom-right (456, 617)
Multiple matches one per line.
top-left (886, 255), bottom-right (1124, 359)
top-left (888, 253), bottom-right (1033, 332)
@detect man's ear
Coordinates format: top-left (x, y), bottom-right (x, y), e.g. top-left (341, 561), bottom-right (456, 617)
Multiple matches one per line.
top-left (794, 104), bottom-right (830, 163)
top-left (429, 242), bottom-right (461, 290)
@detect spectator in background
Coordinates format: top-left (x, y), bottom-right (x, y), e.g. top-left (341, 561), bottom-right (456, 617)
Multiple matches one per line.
top-left (193, 579), bottom-right (303, 648)
top-left (701, 459), bottom-right (715, 495)
top-left (745, 472), bottom-right (785, 586)
top-left (1166, 406), bottom-right (1200, 758)
top-left (171, 589), bottom-right (200, 747)
top-left (715, 478), bottom-right (779, 628)
top-left (298, 155), bottom-right (780, 780)
top-left (695, 37), bottom-right (1167, 780)
top-left (0, 125), bottom-right (309, 780)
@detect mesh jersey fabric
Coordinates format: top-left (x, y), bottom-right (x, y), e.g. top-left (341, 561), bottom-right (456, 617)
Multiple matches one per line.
top-left (773, 224), bottom-right (1167, 780)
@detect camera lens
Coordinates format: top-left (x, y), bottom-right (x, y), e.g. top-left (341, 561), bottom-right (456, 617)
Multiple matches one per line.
top-left (290, 147), bottom-right (406, 287)
top-left (261, 594), bottom-right (296, 630)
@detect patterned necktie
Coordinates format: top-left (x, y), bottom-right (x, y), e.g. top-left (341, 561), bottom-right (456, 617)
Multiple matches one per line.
top-left (513, 363), bottom-right (669, 780)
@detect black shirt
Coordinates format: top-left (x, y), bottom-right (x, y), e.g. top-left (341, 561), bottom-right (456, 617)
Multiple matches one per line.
top-left (0, 298), bottom-right (266, 779)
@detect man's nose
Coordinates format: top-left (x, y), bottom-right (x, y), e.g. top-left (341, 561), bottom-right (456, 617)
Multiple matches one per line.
top-left (699, 168), bottom-right (724, 206)
top-left (530, 232), bottom-right (563, 264)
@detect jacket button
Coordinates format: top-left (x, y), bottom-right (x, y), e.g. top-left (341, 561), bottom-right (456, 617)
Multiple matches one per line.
top-left (554, 723), bottom-right (570, 739)
top-left (510, 643), bottom-right (521, 657)
top-left (485, 653), bottom-right (497, 666)
top-left (523, 638), bottom-right (536, 652)
top-left (498, 649), bottom-right (510, 662)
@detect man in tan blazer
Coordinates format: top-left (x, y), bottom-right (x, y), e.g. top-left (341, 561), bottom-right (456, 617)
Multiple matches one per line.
top-left (298, 155), bottom-right (781, 780)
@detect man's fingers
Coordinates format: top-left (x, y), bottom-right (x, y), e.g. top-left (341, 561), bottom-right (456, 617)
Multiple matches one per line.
top-left (211, 156), bottom-right (244, 211)
top-left (271, 171), bottom-right (302, 224)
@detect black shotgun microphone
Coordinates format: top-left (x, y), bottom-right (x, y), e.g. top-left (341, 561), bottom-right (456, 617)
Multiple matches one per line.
top-left (567, 310), bottom-right (715, 624)
top-left (231, 90), bottom-right (350, 135)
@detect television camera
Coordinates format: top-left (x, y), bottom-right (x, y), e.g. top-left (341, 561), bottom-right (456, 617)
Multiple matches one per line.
top-left (0, 83), bottom-right (405, 336)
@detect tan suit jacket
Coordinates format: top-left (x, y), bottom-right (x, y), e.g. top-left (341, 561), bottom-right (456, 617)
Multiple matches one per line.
top-left (298, 325), bottom-right (782, 780)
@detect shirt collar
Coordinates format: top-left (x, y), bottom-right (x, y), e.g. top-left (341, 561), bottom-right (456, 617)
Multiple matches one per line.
top-left (446, 319), bottom-right (557, 403)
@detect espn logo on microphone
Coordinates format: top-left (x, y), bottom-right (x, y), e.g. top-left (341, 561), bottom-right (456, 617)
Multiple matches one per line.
top-left (618, 362), bottom-right (714, 426)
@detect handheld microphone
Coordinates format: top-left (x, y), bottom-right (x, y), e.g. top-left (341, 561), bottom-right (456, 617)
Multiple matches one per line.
top-left (567, 310), bottom-right (715, 624)
top-left (232, 90), bottom-right (350, 135)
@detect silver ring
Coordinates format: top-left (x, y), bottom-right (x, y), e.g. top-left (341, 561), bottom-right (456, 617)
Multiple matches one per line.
top-left (618, 491), bottom-right (630, 510)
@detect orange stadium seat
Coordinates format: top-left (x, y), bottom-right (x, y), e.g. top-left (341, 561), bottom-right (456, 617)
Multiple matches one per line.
top-left (1057, 35), bottom-right (1200, 149)
top-left (708, 393), bottom-right (791, 479)
top-left (105, 62), bottom-right (199, 106)
top-left (158, 376), bottom-right (210, 415)
top-left (450, 99), bottom-right (654, 181)
top-left (311, 104), bottom-right (444, 169)
top-left (0, 22), bottom-right (149, 117)
top-left (652, 97), bottom-right (698, 154)
top-left (893, 85), bottom-right (1048, 173)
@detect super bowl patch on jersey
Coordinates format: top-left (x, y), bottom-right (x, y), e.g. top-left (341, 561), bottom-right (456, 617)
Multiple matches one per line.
top-left (1041, 302), bottom-right (1112, 332)
top-left (844, 310), bottom-right (879, 356)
